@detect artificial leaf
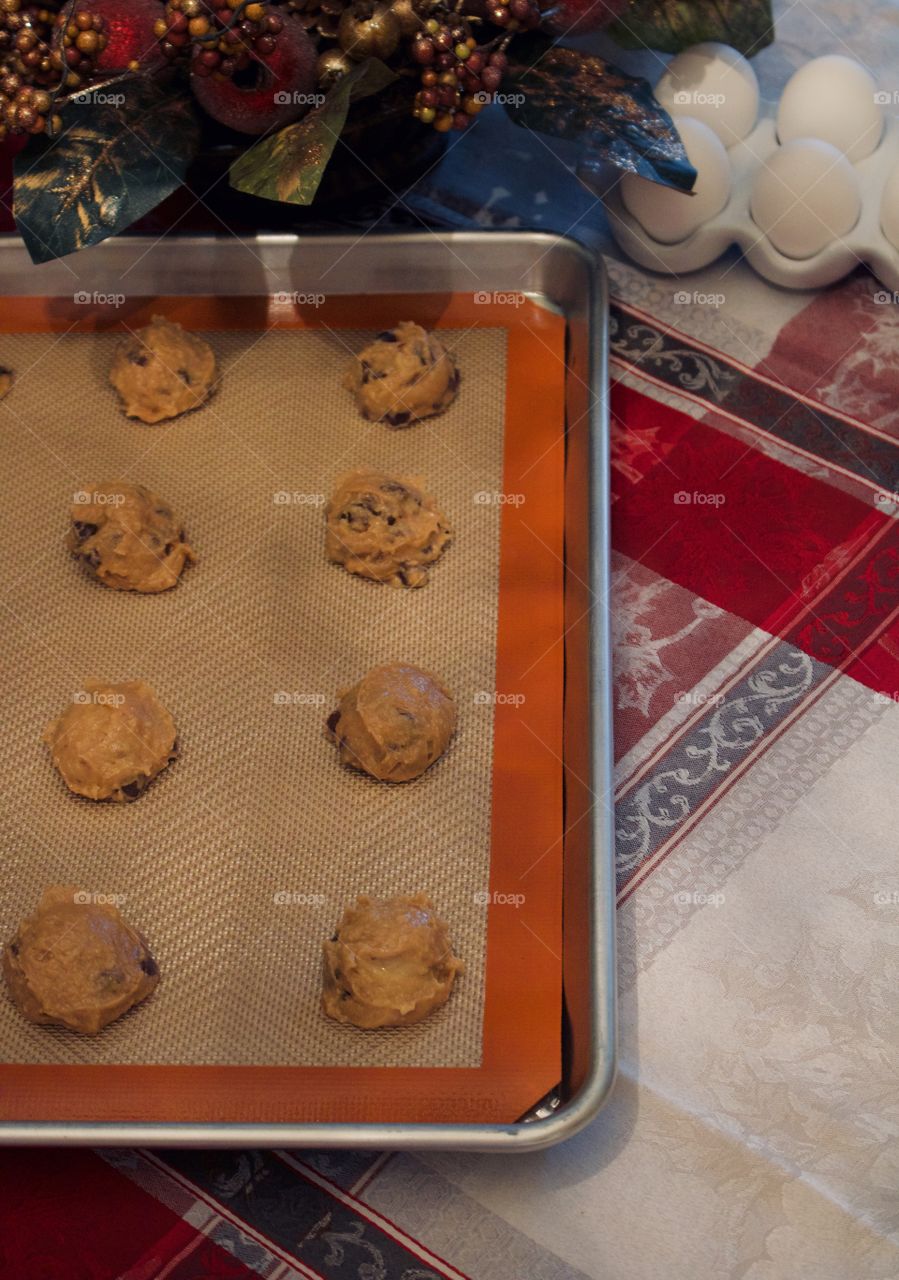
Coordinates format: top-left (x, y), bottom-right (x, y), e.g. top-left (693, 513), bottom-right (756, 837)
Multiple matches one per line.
top-left (229, 58), bottom-right (397, 206)
top-left (610, 0), bottom-right (774, 57)
top-left (14, 76), bottom-right (200, 264)
top-left (505, 38), bottom-right (696, 191)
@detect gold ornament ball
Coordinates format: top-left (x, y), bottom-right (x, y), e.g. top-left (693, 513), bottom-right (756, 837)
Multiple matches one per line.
top-left (388, 0), bottom-right (422, 37)
top-left (317, 47), bottom-right (353, 88)
top-left (338, 3), bottom-right (400, 61)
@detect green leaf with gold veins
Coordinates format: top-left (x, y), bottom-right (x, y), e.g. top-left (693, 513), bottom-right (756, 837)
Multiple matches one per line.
top-left (14, 77), bottom-right (200, 265)
top-left (610, 0), bottom-right (774, 56)
top-left (229, 57), bottom-right (397, 206)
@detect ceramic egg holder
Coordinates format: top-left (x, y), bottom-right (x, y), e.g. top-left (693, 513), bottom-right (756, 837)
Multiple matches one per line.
top-left (605, 106), bottom-right (899, 291)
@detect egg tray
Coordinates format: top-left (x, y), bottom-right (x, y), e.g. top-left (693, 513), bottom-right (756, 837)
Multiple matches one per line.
top-left (605, 107), bottom-right (899, 292)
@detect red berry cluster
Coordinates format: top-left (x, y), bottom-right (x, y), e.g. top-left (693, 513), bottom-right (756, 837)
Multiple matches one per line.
top-left (0, 1), bottom-right (105, 139)
top-left (485, 0), bottom-right (539, 29)
top-left (410, 13), bottom-right (508, 133)
top-left (156, 0), bottom-right (284, 78)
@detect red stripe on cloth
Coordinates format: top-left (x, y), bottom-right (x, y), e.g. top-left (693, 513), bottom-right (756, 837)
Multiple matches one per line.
top-left (123, 1219), bottom-right (264, 1280)
top-left (0, 1149), bottom-right (256, 1280)
top-left (611, 383), bottom-right (887, 637)
top-left (138, 1152), bottom-right (330, 1280)
top-left (844, 619), bottom-right (899, 699)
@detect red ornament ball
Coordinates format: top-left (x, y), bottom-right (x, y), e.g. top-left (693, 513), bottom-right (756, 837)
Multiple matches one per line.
top-left (190, 14), bottom-right (318, 135)
top-left (540, 0), bottom-right (629, 37)
top-left (76, 0), bottom-right (167, 72)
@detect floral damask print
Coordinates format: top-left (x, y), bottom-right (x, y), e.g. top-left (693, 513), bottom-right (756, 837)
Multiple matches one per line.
top-left (616, 649), bottom-right (816, 875)
top-left (321, 1219), bottom-right (442, 1280)
top-left (610, 312), bottom-right (736, 403)
top-left (799, 540), bottom-right (856, 600)
top-left (610, 415), bottom-right (668, 486)
top-left (815, 295), bottom-right (899, 434)
top-left (793, 545), bottom-right (899, 665)
top-left (613, 570), bottom-right (724, 717)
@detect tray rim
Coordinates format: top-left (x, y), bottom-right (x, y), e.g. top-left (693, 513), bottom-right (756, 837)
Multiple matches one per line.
top-left (0, 228), bottom-right (615, 1151)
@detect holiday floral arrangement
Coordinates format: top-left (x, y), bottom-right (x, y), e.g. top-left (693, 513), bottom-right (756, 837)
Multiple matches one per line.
top-left (0, 0), bottom-right (772, 262)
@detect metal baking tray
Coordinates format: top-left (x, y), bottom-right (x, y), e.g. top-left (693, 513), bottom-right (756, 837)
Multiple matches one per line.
top-left (0, 230), bottom-right (614, 1150)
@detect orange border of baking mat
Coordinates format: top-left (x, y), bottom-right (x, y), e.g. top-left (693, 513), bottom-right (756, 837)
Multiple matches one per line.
top-left (0, 293), bottom-right (566, 1126)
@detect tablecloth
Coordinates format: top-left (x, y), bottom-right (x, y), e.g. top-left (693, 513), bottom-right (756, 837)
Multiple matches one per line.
top-left (4, 0), bottom-right (899, 1276)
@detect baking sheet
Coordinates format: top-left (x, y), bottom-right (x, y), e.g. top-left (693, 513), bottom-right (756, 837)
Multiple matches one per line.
top-left (0, 322), bottom-right (506, 1069)
top-left (0, 290), bottom-right (568, 1126)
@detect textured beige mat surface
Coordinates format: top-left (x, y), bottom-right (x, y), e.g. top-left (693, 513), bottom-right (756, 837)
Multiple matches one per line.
top-left (0, 323), bottom-right (507, 1067)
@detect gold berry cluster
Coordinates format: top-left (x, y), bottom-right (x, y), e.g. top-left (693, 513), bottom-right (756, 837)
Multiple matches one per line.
top-left (0, 0), bottom-right (107, 140)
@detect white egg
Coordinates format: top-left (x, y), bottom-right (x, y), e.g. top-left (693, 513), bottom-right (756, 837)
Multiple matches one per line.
top-left (620, 117), bottom-right (731, 244)
top-left (777, 55), bottom-right (883, 162)
top-left (654, 41), bottom-right (760, 147)
top-left (750, 138), bottom-right (861, 259)
top-left (880, 163), bottom-right (899, 252)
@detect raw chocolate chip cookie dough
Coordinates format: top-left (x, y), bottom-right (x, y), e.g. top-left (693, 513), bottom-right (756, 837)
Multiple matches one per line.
top-left (44, 678), bottom-right (178, 802)
top-left (326, 470), bottom-right (451, 588)
top-left (344, 322), bottom-right (460, 426)
top-left (322, 893), bottom-right (463, 1029)
top-left (109, 315), bottom-right (216, 423)
top-left (2, 885), bottom-right (159, 1034)
top-left (68, 481), bottom-right (196, 593)
top-left (328, 663), bottom-right (456, 782)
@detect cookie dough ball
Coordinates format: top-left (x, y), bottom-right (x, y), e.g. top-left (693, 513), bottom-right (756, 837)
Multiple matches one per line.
top-left (109, 315), bottom-right (216, 423)
top-left (68, 481), bottom-right (196, 593)
top-left (43, 679), bottom-right (178, 803)
top-left (328, 663), bottom-right (456, 783)
top-left (322, 893), bottom-right (463, 1028)
top-left (2, 885), bottom-right (159, 1035)
top-left (326, 470), bottom-right (451, 588)
top-left (343, 321), bottom-right (460, 426)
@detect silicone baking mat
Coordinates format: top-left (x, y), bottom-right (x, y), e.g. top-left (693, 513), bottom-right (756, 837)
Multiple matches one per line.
top-left (0, 293), bottom-right (566, 1125)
